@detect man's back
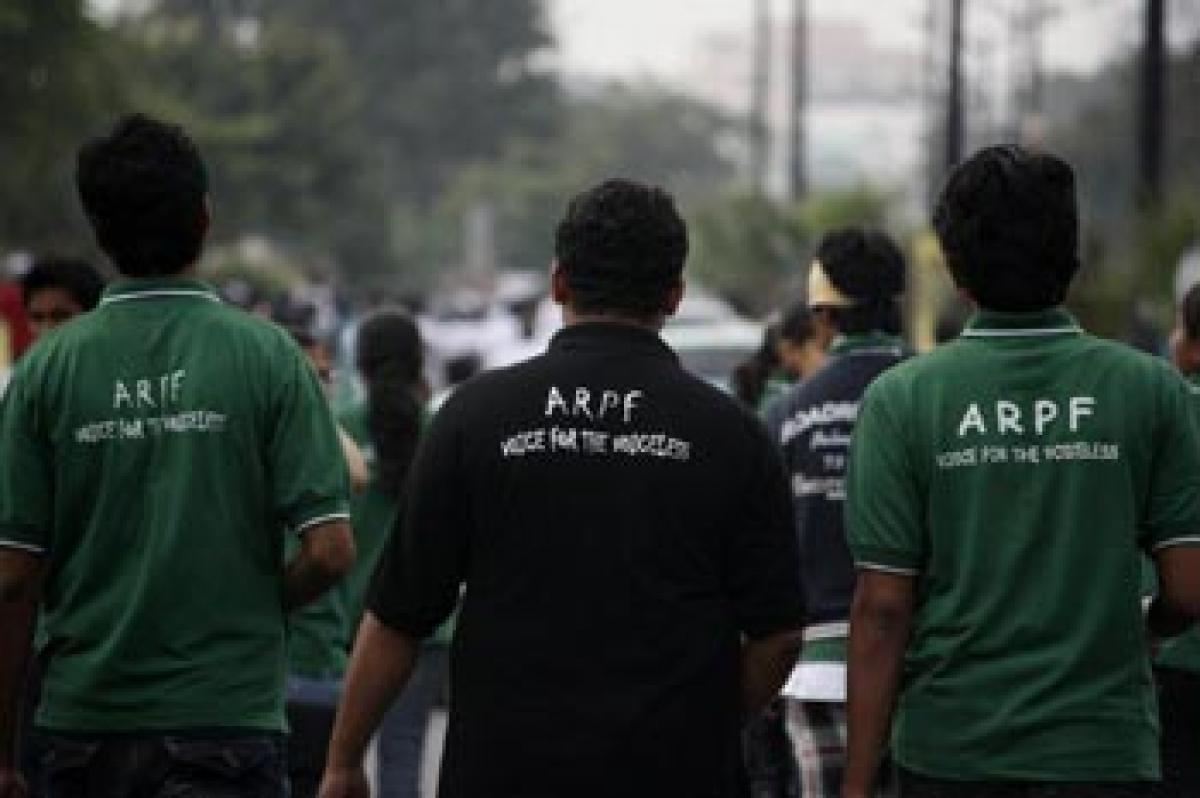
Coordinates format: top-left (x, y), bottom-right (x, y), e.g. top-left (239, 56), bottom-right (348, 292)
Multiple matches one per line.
top-left (846, 308), bottom-right (1200, 781)
top-left (0, 278), bottom-right (349, 733)
top-left (371, 322), bottom-right (803, 797)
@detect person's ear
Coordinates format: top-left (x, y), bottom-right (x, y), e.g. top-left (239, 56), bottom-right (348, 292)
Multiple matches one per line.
top-left (1175, 334), bottom-right (1200, 376)
top-left (663, 279), bottom-right (685, 315)
top-left (199, 195), bottom-right (212, 239)
top-left (550, 260), bottom-right (571, 306)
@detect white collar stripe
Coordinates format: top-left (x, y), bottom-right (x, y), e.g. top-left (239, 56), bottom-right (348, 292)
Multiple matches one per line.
top-left (961, 327), bottom-right (1080, 339)
top-left (101, 290), bottom-right (220, 306)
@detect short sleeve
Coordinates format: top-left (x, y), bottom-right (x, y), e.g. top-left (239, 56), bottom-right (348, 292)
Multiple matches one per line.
top-left (0, 366), bottom-right (53, 555)
top-left (267, 342), bottom-right (351, 534)
top-left (368, 400), bottom-right (471, 639)
top-left (845, 382), bottom-right (924, 575)
top-left (728, 420), bottom-right (805, 639)
top-left (1142, 369), bottom-right (1200, 552)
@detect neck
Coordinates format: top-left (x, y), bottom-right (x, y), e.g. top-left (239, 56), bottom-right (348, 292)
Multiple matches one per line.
top-left (561, 306), bottom-right (666, 332)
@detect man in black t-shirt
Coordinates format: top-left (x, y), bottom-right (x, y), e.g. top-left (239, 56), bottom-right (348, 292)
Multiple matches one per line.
top-left (319, 179), bottom-right (805, 798)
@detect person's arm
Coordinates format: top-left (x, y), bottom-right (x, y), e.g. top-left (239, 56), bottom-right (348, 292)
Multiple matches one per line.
top-left (742, 629), bottom-right (803, 720)
top-left (842, 570), bottom-right (914, 798)
top-left (337, 426), bottom-right (369, 493)
top-left (0, 550), bottom-right (42, 798)
top-left (283, 520), bottom-right (355, 611)
top-left (1151, 545), bottom-right (1200, 637)
top-left (318, 614), bottom-right (419, 798)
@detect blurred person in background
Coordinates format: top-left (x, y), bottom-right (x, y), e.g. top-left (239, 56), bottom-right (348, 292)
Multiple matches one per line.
top-left (733, 303), bottom-right (827, 414)
top-left (762, 228), bottom-right (908, 798)
top-left (5, 256), bottom-right (105, 798)
top-left (0, 113), bottom-right (354, 798)
top-left (1140, 281), bottom-right (1200, 797)
top-left (319, 178), bottom-right (804, 798)
top-left (285, 309), bottom-right (436, 798)
top-left (21, 258), bottom-right (105, 342)
top-left (842, 146), bottom-right (1200, 798)
top-left (342, 311), bottom-right (449, 798)
top-left (739, 299), bottom-right (830, 798)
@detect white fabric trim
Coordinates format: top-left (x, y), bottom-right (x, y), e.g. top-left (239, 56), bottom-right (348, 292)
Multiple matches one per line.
top-left (782, 661), bottom-right (847, 702)
top-left (1152, 536), bottom-right (1200, 552)
top-left (0, 538), bottom-right (47, 555)
top-left (961, 327), bottom-right (1080, 339)
top-left (856, 561), bottom-right (919, 576)
top-left (803, 621), bottom-right (848, 642)
top-left (293, 512), bottom-right (351, 536)
top-left (100, 290), bottom-right (220, 306)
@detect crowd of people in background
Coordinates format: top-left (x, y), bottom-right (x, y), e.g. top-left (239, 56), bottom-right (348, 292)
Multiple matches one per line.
top-left (1, 113), bottom-right (1199, 798)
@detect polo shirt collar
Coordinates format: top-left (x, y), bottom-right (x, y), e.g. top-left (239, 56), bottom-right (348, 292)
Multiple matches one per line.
top-left (550, 321), bottom-right (677, 362)
top-left (100, 277), bottom-right (221, 307)
top-left (961, 307), bottom-right (1081, 339)
top-left (828, 332), bottom-right (906, 357)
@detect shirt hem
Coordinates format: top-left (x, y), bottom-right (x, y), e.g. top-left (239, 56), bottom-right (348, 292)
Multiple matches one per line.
top-left (35, 714), bottom-right (286, 735)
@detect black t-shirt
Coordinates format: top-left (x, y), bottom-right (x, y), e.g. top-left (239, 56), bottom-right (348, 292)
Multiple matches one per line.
top-left (763, 335), bottom-right (906, 631)
top-left (371, 322), bottom-right (803, 798)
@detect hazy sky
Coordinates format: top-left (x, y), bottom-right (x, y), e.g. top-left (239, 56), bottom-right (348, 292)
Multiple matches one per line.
top-left (549, 0), bottom-right (1192, 88)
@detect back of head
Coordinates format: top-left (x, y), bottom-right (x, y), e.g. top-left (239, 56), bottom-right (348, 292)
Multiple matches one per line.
top-left (355, 309), bottom-right (424, 497)
top-left (811, 227), bottom-right (906, 335)
top-left (22, 256), bottom-right (105, 311)
top-left (934, 145), bottom-right (1079, 312)
top-left (554, 178), bottom-right (688, 322)
top-left (76, 113), bottom-right (208, 278)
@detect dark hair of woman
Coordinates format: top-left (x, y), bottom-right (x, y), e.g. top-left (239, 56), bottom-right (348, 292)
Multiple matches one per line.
top-left (355, 310), bottom-right (424, 497)
top-left (732, 323), bottom-right (781, 408)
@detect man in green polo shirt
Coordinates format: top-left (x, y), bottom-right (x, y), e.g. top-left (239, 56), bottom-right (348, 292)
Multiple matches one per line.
top-left (0, 114), bottom-right (354, 798)
top-left (841, 145), bottom-right (1200, 798)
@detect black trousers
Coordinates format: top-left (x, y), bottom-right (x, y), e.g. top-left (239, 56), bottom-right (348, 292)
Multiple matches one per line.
top-left (899, 770), bottom-right (1151, 797)
top-left (285, 700), bottom-right (337, 798)
top-left (1151, 665), bottom-right (1200, 797)
top-left (41, 733), bottom-right (287, 798)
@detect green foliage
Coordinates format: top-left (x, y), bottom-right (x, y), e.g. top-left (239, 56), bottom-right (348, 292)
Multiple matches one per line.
top-left (127, 8), bottom-right (387, 277)
top-left (424, 84), bottom-right (739, 279)
top-left (0, 0), bottom-right (129, 254)
top-left (689, 187), bottom-right (892, 314)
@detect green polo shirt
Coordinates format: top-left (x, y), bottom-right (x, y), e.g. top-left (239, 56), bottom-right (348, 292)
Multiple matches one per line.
top-left (0, 277), bottom-right (350, 733)
top-left (846, 307), bottom-right (1200, 782)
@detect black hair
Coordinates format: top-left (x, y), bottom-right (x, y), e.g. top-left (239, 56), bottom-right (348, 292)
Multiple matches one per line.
top-left (778, 301), bottom-right (817, 345)
top-left (76, 113), bottom-right (209, 277)
top-left (355, 310), bottom-right (424, 497)
top-left (1181, 283), bottom-right (1200, 342)
top-left (554, 178), bottom-right (688, 321)
top-left (933, 145), bottom-right (1079, 312)
top-left (22, 256), bottom-right (105, 311)
top-left (815, 227), bottom-right (905, 335)
top-left (732, 323), bottom-right (781, 408)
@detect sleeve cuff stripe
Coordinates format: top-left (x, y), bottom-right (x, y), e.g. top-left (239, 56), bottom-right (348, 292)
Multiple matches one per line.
top-left (0, 539), bottom-right (46, 555)
top-left (294, 512), bottom-right (351, 535)
top-left (1152, 536), bottom-right (1200, 552)
top-left (856, 561), bottom-right (918, 576)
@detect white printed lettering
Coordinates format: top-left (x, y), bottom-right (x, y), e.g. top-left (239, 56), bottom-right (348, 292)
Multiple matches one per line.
top-left (1069, 396), bottom-right (1095, 431)
top-left (1034, 399), bottom-right (1058, 435)
top-left (545, 387), bottom-right (569, 418)
top-left (958, 403), bottom-right (987, 437)
top-left (996, 401), bottom-right (1024, 435)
